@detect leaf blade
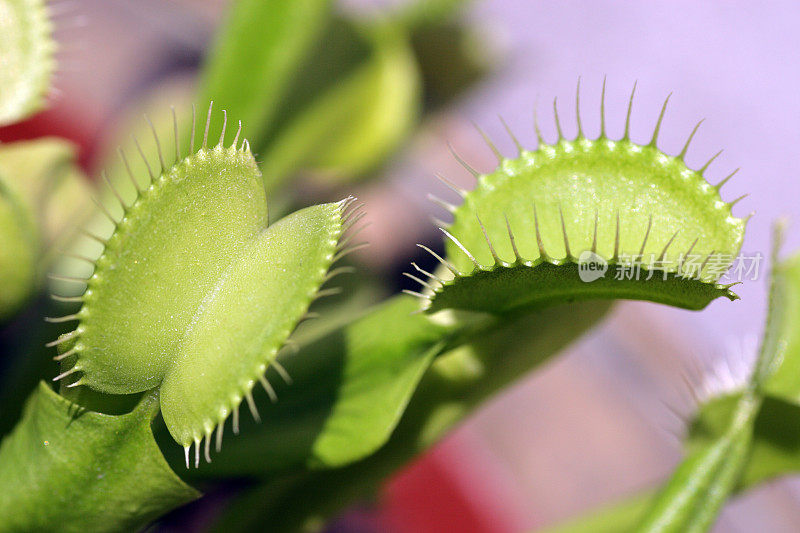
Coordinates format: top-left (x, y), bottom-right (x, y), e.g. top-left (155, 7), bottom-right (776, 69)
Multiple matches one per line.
top-left (187, 295), bottom-right (452, 474)
top-left (160, 202), bottom-right (347, 449)
top-left (196, 0), bottom-right (332, 149)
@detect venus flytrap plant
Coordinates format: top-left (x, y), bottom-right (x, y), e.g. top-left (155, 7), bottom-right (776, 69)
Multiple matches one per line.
top-left (179, 84), bottom-right (755, 531)
top-left (0, 82), bottom-right (760, 533)
top-left (50, 106), bottom-right (360, 466)
top-left (175, 294), bottom-right (460, 476)
top-left (5, 1), bottom-right (800, 531)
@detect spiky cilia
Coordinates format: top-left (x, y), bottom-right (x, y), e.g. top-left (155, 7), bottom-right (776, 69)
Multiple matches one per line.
top-left (408, 80), bottom-right (747, 314)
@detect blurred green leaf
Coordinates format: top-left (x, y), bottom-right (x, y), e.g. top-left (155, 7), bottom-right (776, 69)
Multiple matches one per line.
top-left (196, 0), bottom-right (332, 149)
top-left (252, 1), bottom-right (489, 188)
top-left (397, 0), bottom-right (495, 111)
top-left (544, 395), bottom-right (799, 533)
top-left (259, 21), bottom-right (421, 188)
top-left (690, 244), bottom-right (800, 492)
top-left (757, 249), bottom-right (800, 401)
top-left (410, 21), bottom-right (494, 111)
top-left (541, 396), bottom-right (800, 533)
top-left (0, 138), bottom-right (73, 213)
top-left (739, 395), bottom-right (800, 488)
top-left (254, 17), bottom-right (371, 150)
top-left (0, 138), bottom-right (91, 249)
top-left (109, 0), bottom-right (484, 196)
top-left (0, 140), bottom-right (84, 320)
top-left (0, 139), bottom-right (92, 311)
top-left (305, 23), bottom-right (420, 181)
top-left (301, 296), bottom-right (447, 468)
top-left (0, 382), bottom-right (199, 532)
top-left (683, 245), bottom-right (800, 494)
top-left (0, 174), bottom-right (37, 321)
top-left (0, 0), bottom-right (55, 125)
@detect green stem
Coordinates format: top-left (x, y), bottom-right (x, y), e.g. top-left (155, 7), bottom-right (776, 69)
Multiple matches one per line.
top-left (635, 392), bottom-right (760, 533)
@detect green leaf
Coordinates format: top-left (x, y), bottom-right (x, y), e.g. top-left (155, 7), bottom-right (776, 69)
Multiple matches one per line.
top-left (739, 395), bottom-right (800, 488)
top-left (50, 113), bottom-right (353, 459)
top-left (0, 138), bottom-right (91, 248)
top-left (252, 16), bottom-right (371, 151)
top-left (632, 228), bottom-right (792, 532)
top-left (640, 394), bottom-right (800, 533)
top-left (756, 249), bottom-right (800, 400)
top-left (196, 0), bottom-right (332, 150)
top-left (301, 296), bottom-right (448, 467)
top-left (684, 243), bottom-right (800, 493)
top-left (413, 87), bottom-right (746, 316)
top-left (0, 174), bottom-right (37, 320)
top-left (198, 4), bottom-right (423, 189)
top-left (0, 0), bottom-right (55, 125)
top-left (600, 395), bottom-right (800, 533)
top-left (183, 295), bottom-right (453, 475)
top-left (64, 144), bottom-right (268, 395)
top-left (303, 23), bottom-right (421, 181)
top-left (0, 382), bottom-right (199, 532)
top-left (160, 202), bottom-right (347, 451)
top-left (258, 21), bottom-right (421, 187)
top-left (541, 394), bottom-right (800, 533)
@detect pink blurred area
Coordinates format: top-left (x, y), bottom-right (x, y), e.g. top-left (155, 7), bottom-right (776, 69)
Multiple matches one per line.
top-left (5, 1), bottom-right (800, 532)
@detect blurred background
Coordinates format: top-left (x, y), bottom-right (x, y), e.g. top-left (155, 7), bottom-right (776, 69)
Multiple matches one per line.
top-left (3, 1), bottom-right (800, 531)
